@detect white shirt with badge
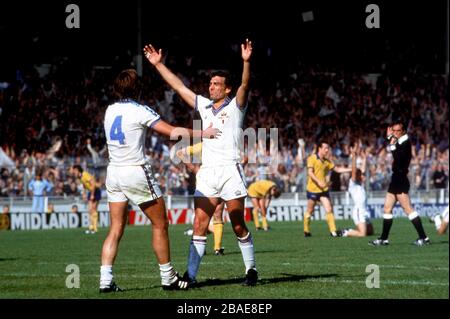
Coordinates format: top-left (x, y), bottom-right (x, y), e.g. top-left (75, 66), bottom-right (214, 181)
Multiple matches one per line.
top-left (196, 95), bottom-right (246, 168)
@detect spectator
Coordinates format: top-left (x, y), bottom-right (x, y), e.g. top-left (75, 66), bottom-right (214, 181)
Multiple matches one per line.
top-left (432, 163), bottom-right (448, 189)
top-left (28, 173), bottom-right (53, 213)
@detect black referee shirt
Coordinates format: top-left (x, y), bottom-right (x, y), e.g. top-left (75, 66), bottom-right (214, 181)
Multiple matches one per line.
top-left (388, 134), bottom-right (411, 176)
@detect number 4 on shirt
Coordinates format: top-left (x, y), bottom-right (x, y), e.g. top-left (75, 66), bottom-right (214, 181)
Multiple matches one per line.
top-left (110, 115), bottom-right (125, 145)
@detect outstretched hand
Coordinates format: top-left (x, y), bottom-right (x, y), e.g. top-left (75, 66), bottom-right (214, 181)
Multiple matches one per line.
top-left (202, 123), bottom-right (222, 139)
top-left (241, 38), bottom-right (253, 62)
top-left (143, 44), bottom-right (163, 65)
top-left (350, 142), bottom-right (359, 155)
top-left (386, 126), bottom-right (393, 138)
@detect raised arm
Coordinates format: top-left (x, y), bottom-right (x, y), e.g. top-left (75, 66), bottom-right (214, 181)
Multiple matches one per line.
top-left (235, 39), bottom-right (252, 109)
top-left (143, 44), bottom-right (196, 108)
top-left (350, 144), bottom-right (358, 182)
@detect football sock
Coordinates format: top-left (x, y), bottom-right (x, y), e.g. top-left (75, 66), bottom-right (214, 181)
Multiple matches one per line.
top-left (237, 232), bottom-right (256, 273)
top-left (92, 211), bottom-right (98, 232)
top-left (303, 212), bottom-right (312, 233)
top-left (213, 222), bottom-right (224, 251)
top-left (100, 265), bottom-right (113, 288)
top-left (409, 211), bottom-right (427, 239)
top-left (380, 214), bottom-right (393, 240)
top-left (262, 217), bottom-right (269, 230)
top-left (252, 208), bottom-right (260, 228)
top-left (187, 235), bottom-right (207, 280)
top-left (159, 262), bottom-right (178, 286)
top-left (433, 215), bottom-right (442, 230)
top-left (325, 211), bottom-right (337, 233)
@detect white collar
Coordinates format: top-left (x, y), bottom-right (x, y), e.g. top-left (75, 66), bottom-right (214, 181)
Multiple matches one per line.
top-left (398, 134), bottom-right (408, 145)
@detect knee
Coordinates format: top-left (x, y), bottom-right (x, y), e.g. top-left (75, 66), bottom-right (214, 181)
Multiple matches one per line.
top-left (152, 217), bottom-right (169, 231)
top-left (108, 226), bottom-right (125, 240)
top-left (232, 223), bottom-right (248, 237)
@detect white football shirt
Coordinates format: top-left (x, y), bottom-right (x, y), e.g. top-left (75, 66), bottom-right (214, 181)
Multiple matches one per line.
top-left (348, 179), bottom-right (367, 209)
top-left (196, 95), bottom-right (246, 167)
top-left (104, 99), bottom-right (160, 166)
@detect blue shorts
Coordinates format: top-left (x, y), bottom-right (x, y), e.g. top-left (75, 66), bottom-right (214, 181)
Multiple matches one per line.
top-left (88, 188), bottom-right (102, 201)
top-left (306, 191), bottom-right (330, 201)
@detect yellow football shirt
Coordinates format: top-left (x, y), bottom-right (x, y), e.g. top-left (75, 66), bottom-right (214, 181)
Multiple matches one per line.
top-left (248, 180), bottom-right (276, 198)
top-left (186, 143), bottom-right (202, 156)
top-left (306, 154), bottom-right (334, 193)
top-left (80, 171), bottom-right (95, 191)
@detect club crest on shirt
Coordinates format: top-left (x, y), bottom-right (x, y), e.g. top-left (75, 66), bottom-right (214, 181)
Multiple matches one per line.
top-left (218, 112), bottom-right (229, 124)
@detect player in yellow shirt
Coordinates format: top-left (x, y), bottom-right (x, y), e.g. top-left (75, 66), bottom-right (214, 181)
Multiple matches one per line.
top-left (247, 180), bottom-right (281, 231)
top-left (304, 140), bottom-right (351, 237)
top-left (72, 165), bottom-right (101, 234)
top-left (177, 142), bottom-right (226, 255)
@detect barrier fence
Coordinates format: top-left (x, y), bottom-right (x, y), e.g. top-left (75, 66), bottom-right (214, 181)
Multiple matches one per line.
top-left (0, 203), bottom-right (447, 231)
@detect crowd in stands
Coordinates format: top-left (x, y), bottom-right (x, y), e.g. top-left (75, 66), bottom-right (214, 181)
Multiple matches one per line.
top-left (0, 56), bottom-right (448, 198)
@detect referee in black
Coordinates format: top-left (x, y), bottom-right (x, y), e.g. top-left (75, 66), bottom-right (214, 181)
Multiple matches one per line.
top-left (370, 120), bottom-right (430, 246)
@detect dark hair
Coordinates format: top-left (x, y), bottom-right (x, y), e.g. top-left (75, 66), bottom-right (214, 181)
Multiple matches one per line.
top-left (113, 69), bottom-right (139, 100)
top-left (316, 139), bottom-right (329, 149)
top-left (391, 119), bottom-right (407, 131)
top-left (272, 186), bottom-right (281, 199)
top-left (355, 168), bottom-right (363, 182)
top-left (210, 70), bottom-right (231, 88)
top-left (72, 165), bottom-right (83, 173)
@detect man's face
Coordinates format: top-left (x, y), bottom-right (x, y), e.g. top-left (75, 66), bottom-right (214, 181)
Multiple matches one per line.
top-left (318, 143), bottom-right (330, 158)
top-left (72, 168), bottom-right (80, 177)
top-left (209, 76), bottom-right (230, 102)
top-left (392, 124), bottom-right (404, 139)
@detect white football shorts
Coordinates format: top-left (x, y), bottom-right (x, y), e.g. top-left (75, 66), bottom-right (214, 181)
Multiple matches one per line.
top-left (106, 163), bottom-right (162, 205)
top-left (195, 164), bottom-right (247, 201)
top-left (352, 206), bottom-right (371, 225)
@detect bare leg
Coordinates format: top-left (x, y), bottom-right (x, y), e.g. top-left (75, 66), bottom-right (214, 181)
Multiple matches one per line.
top-left (139, 197), bottom-right (171, 264)
top-left (101, 201), bottom-right (128, 265)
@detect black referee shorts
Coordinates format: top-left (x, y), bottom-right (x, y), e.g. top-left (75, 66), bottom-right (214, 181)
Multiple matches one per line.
top-left (388, 174), bottom-right (410, 194)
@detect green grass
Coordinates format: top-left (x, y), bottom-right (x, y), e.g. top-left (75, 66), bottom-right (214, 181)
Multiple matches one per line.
top-left (0, 218), bottom-right (448, 299)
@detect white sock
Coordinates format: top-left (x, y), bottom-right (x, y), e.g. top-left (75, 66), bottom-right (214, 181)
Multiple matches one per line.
top-left (408, 211), bottom-right (419, 220)
top-left (187, 235), bottom-right (207, 280)
top-left (434, 215), bottom-right (442, 230)
top-left (442, 206), bottom-right (449, 221)
top-left (159, 262), bottom-right (177, 286)
top-left (237, 232), bottom-right (256, 273)
top-left (100, 265), bottom-right (113, 288)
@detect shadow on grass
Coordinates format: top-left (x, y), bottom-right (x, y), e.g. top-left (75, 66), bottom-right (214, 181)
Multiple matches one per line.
top-left (196, 273), bottom-right (339, 288)
top-left (434, 240), bottom-right (449, 244)
top-left (0, 258), bottom-right (19, 262)
top-left (204, 249), bottom-right (286, 256)
top-left (121, 273), bottom-right (339, 292)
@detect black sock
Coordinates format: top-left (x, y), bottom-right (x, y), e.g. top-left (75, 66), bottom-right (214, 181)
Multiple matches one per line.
top-left (380, 218), bottom-right (393, 240)
top-left (411, 217), bottom-right (427, 239)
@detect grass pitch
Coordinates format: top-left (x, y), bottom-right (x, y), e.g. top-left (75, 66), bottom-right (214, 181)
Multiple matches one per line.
top-left (0, 218), bottom-right (448, 299)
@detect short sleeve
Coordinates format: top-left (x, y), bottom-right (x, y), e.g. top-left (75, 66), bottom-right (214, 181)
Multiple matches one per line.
top-left (140, 105), bottom-right (161, 128)
top-left (328, 160), bottom-right (335, 171)
top-left (195, 95), bottom-right (212, 120)
top-left (307, 156), bottom-right (314, 169)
